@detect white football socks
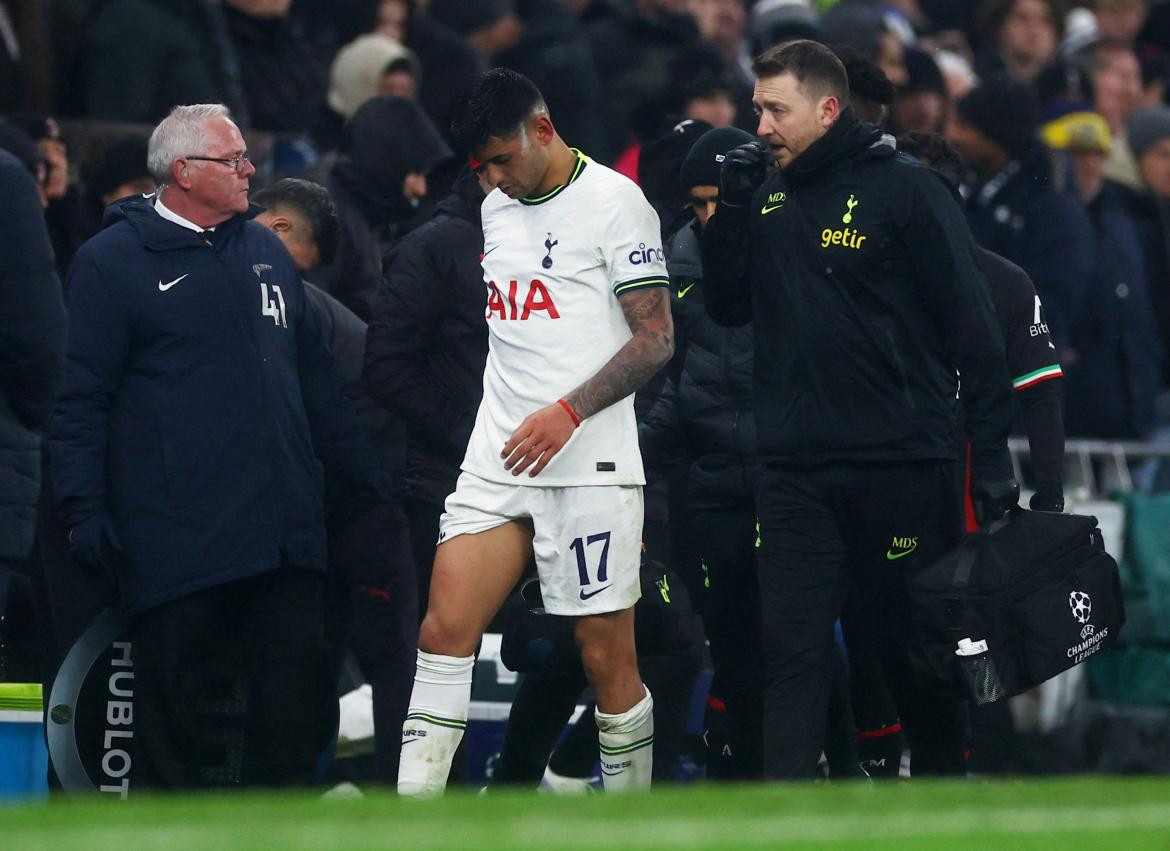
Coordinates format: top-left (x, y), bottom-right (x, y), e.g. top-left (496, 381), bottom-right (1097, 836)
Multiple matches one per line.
top-left (596, 687), bottom-right (654, 793)
top-left (397, 650), bottom-right (474, 798)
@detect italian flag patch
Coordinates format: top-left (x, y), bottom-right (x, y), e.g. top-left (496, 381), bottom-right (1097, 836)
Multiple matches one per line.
top-left (1013, 364), bottom-right (1063, 390)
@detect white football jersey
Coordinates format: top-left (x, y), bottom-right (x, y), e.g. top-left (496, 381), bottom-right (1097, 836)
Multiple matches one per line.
top-left (461, 151), bottom-right (668, 487)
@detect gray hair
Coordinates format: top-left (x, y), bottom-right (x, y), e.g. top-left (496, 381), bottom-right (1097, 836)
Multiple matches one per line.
top-left (147, 104), bottom-right (233, 184)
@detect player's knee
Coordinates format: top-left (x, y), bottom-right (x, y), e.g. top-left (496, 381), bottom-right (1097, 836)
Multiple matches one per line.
top-left (578, 634), bottom-right (636, 685)
top-left (418, 613), bottom-right (476, 657)
top-left (577, 639), bottom-right (610, 682)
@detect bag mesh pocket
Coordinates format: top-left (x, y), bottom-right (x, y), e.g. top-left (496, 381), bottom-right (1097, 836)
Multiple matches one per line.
top-left (958, 652), bottom-right (1008, 705)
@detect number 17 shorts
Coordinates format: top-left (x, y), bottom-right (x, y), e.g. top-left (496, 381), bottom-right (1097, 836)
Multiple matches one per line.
top-left (437, 471), bottom-right (644, 616)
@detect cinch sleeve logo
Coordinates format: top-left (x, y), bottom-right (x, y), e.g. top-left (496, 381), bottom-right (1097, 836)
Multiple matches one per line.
top-left (628, 243), bottom-right (665, 265)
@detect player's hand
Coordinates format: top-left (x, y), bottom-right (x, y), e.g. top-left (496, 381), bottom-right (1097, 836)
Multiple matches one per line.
top-left (501, 402), bottom-right (579, 477)
top-left (719, 140), bottom-right (768, 208)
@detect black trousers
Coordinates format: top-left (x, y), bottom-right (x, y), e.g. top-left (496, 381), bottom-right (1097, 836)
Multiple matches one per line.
top-left (756, 460), bottom-right (965, 779)
top-left (130, 567), bottom-right (325, 789)
top-left (689, 504), bottom-right (765, 779)
top-left (321, 501), bottom-right (418, 786)
top-left (405, 497), bottom-right (442, 620)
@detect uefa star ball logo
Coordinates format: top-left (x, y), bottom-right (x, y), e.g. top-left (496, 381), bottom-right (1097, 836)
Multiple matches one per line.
top-left (1069, 591), bottom-right (1092, 625)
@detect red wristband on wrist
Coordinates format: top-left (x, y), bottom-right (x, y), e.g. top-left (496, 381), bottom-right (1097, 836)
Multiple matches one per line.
top-left (557, 398), bottom-right (582, 427)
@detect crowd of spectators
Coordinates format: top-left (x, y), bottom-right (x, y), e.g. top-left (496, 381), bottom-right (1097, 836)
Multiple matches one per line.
top-left (2, 0), bottom-right (1170, 442)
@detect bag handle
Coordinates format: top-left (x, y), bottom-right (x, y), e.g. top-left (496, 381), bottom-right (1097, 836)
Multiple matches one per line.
top-left (953, 544), bottom-right (978, 588)
top-left (951, 509), bottom-right (1017, 588)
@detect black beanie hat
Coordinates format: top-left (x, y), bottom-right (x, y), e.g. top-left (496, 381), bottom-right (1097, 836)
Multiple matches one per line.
top-left (680, 126), bottom-right (757, 190)
top-left (638, 118), bottom-right (713, 206)
top-left (902, 48), bottom-right (946, 96)
top-left (956, 75), bottom-right (1038, 157)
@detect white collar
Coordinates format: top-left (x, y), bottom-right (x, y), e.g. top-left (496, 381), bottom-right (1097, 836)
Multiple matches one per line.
top-left (155, 194), bottom-right (215, 233)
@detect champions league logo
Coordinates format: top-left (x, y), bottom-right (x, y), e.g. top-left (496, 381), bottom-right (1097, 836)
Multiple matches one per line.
top-left (1068, 591), bottom-right (1099, 645)
top-left (1070, 590), bottom-right (1092, 630)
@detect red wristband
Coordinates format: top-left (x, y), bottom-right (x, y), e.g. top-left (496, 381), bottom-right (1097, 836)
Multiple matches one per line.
top-left (557, 398), bottom-right (582, 428)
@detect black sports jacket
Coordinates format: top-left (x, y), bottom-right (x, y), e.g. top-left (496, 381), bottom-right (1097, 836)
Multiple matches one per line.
top-left (702, 109), bottom-right (1014, 482)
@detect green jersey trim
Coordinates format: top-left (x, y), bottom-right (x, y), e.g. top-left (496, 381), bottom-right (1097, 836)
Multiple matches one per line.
top-left (519, 149), bottom-right (589, 206)
top-left (614, 276), bottom-right (670, 297)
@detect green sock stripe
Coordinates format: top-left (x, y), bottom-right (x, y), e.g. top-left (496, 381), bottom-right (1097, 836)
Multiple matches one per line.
top-left (405, 712), bottom-right (467, 730)
top-left (600, 735), bottom-right (655, 755)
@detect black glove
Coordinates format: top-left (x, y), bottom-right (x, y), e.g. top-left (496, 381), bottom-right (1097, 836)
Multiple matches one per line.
top-left (971, 478), bottom-right (1020, 529)
top-left (68, 513), bottom-right (122, 575)
top-left (1029, 489), bottom-right (1065, 513)
top-left (719, 140), bottom-right (769, 208)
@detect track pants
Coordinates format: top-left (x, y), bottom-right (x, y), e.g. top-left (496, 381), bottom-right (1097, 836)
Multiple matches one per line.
top-left (131, 568), bottom-right (325, 789)
top-left (756, 460), bottom-right (966, 779)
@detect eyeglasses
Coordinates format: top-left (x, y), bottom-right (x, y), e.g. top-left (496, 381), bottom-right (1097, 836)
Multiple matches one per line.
top-left (185, 153), bottom-right (251, 174)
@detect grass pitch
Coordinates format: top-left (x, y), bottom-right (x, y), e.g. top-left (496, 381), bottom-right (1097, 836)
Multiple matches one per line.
top-left (2, 776), bottom-right (1169, 850)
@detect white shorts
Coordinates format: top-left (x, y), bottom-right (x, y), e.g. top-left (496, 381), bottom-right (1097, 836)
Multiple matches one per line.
top-left (437, 472), bottom-right (644, 616)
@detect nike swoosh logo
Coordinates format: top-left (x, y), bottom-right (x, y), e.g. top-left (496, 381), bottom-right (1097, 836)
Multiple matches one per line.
top-left (579, 585), bottom-right (612, 600)
top-left (481, 245), bottom-right (499, 259)
top-left (400, 739), bottom-right (420, 746)
top-left (158, 274), bottom-right (189, 291)
top-left (760, 203), bottom-right (784, 215)
top-left (677, 283), bottom-right (695, 299)
top-left (886, 548), bottom-right (916, 560)
top-left (601, 768), bottom-right (623, 776)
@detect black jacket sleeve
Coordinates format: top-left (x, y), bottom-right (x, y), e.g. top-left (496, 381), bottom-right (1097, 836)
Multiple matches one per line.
top-left (701, 203), bottom-right (753, 327)
top-left (295, 273), bottom-right (384, 501)
top-left (364, 227), bottom-right (479, 461)
top-left (50, 251), bottom-right (132, 528)
top-left (903, 169), bottom-right (1015, 483)
top-left (0, 155), bottom-right (66, 434)
top-left (987, 252), bottom-right (1065, 501)
top-left (638, 375), bottom-right (685, 482)
top-left (1017, 379), bottom-right (1065, 504)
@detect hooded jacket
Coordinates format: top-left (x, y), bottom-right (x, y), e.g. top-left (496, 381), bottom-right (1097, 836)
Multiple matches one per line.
top-left (364, 171), bottom-right (488, 508)
top-left (640, 220), bottom-right (757, 509)
top-left (50, 194), bottom-right (365, 613)
top-left (1119, 185), bottom-right (1170, 385)
top-left (702, 109), bottom-right (1014, 482)
top-left (0, 150), bottom-right (65, 563)
top-left (317, 96), bottom-right (453, 321)
top-left (1063, 182), bottom-right (1163, 438)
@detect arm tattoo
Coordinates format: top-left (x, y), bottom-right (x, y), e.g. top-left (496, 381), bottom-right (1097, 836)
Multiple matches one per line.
top-left (564, 287), bottom-right (674, 420)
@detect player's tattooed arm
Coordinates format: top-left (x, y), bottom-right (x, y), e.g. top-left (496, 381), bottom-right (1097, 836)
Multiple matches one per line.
top-left (500, 287), bottom-right (673, 477)
top-left (564, 286), bottom-right (675, 419)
